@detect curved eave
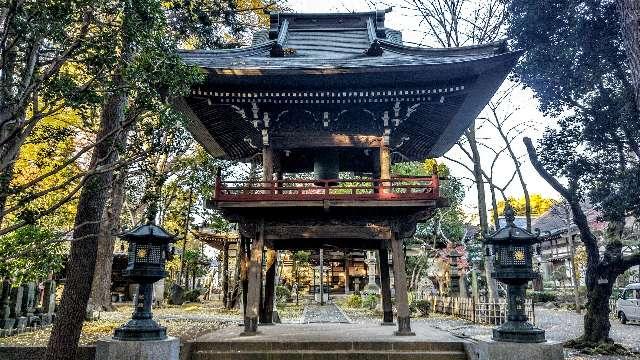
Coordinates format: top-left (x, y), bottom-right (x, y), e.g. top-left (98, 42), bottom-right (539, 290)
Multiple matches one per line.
top-left (427, 50), bottom-right (523, 157)
top-left (189, 50), bottom-right (523, 90)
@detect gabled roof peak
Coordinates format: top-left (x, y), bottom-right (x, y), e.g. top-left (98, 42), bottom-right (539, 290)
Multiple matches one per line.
top-left (267, 9), bottom-right (391, 44)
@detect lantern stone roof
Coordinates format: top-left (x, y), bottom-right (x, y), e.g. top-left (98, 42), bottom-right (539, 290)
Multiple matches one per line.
top-left (176, 9), bottom-right (522, 170)
top-left (484, 206), bottom-right (540, 244)
top-left (120, 223), bottom-right (175, 241)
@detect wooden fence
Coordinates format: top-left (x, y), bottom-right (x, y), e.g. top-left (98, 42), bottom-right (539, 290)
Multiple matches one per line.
top-left (423, 295), bottom-right (536, 325)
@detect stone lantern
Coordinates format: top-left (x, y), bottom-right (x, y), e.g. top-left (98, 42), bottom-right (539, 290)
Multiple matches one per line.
top-left (113, 223), bottom-right (175, 341)
top-left (484, 204), bottom-right (545, 343)
top-left (448, 249), bottom-right (461, 297)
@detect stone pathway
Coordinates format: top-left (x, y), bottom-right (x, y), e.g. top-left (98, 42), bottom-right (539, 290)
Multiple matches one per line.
top-left (301, 303), bottom-right (351, 323)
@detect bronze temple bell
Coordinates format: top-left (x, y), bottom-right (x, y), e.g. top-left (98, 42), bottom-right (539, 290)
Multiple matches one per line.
top-left (313, 150), bottom-right (340, 186)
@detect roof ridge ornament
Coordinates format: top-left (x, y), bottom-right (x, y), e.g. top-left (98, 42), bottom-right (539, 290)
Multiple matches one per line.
top-left (366, 17), bottom-right (384, 56)
top-left (270, 18), bottom-right (290, 57)
top-left (365, 40), bottom-right (384, 56)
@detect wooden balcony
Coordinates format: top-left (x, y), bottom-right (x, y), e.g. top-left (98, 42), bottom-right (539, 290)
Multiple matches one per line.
top-left (212, 175), bottom-right (440, 208)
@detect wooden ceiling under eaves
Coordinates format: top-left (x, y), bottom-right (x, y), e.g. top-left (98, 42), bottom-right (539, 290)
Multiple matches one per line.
top-left (176, 9), bottom-right (522, 168)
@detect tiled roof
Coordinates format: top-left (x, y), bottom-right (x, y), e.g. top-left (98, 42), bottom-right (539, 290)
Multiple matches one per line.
top-left (532, 202), bottom-right (605, 234)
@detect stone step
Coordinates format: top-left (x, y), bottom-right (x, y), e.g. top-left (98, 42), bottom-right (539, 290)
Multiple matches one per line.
top-left (190, 341), bottom-right (465, 353)
top-left (191, 350), bottom-right (468, 360)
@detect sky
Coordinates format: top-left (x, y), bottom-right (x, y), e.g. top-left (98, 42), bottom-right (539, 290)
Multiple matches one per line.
top-left (279, 0), bottom-right (560, 216)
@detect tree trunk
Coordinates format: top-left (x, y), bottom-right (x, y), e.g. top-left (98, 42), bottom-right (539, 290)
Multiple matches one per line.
top-left (583, 274), bottom-right (615, 343)
top-left (88, 141), bottom-right (128, 312)
top-left (46, 4), bottom-right (131, 355)
top-left (0, 111), bottom-right (24, 227)
top-left (0, 161), bottom-right (15, 227)
top-left (179, 188), bottom-right (193, 286)
top-left (568, 234), bottom-right (582, 314)
top-left (618, 0), bottom-right (640, 113)
top-left (466, 125), bottom-right (498, 300)
top-left (46, 82), bottom-right (126, 360)
top-left (489, 185), bottom-right (500, 229)
top-left (523, 137), bottom-right (629, 344)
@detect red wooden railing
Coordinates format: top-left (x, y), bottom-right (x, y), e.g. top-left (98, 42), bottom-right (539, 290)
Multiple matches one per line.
top-left (213, 174), bottom-right (440, 202)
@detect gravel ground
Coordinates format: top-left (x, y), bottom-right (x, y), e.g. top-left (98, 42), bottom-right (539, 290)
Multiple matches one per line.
top-left (340, 305), bottom-right (640, 360)
top-left (0, 303), bottom-right (235, 346)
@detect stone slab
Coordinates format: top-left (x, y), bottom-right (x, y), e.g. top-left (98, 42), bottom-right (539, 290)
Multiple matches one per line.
top-left (0, 345), bottom-right (95, 360)
top-left (96, 336), bottom-right (179, 360)
top-left (464, 335), bottom-right (564, 360)
top-left (194, 322), bottom-right (465, 344)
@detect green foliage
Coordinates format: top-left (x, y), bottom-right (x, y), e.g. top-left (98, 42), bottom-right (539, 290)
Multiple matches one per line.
top-left (183, 248), bottom-right (211, 278)
top-left (362, 294), bottom-right (379, 310)
top-left (507, 0), bottom-right (639, 223)
top-left (528, 291), bottom-right (557, 303)
top-left (396, 160), bottom-right (466, 246)
top-left (413, 299), bottom-right (431, 317)
top-left (183, 288), bottom-right (202, 302)
top-left (344, 294), bottom-right (363, 308)
top-left (276, 285), bottom-right (291, 304)
top-left (0, 225), bottom-right (66, 282)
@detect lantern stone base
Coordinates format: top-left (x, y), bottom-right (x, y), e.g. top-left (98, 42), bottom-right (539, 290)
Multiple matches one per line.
top-left (465, 336), bottom-right (564, 360)
top-left (113, 318), bottom-right (167, 341)
top-left (493, 320), bottom-right (546, 343)
top-left (96, 336), bottom-right (179, 360)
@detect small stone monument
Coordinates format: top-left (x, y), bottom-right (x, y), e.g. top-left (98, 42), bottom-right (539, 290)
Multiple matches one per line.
top-left (10, 286), bottom-right (26, 332)
top-left (0, 278), bottom-right (15, 336)
top-left (21, 282), bottom-right (38, 327)
top-left (40, 280), bottom-right (56, 326)
top-left (168, 283), bottom-right (184, 305)
top-left (448, 249), bottom-right (461, 297)
top-left (363, 251), bottom-right (380, 294)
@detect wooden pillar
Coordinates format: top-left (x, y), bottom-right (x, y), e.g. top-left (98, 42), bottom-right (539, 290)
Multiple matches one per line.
top-left (222, 240), bottom-right (230, 308)
top-left (241, 237), bottom-right (249, 314)
top-left (261, 249), bottom-right (277, 324)
top-left (344, 251), bottom-right (350, 294)
top-left (242, 223), bottom-right (264, 335)
top-left (319, 248), bottom-right (324, 305)
top-left (263, 146), bottom-right (274, 182)
top-left (390, 232), bottom-right (415, 336)
top-left (379, 246), bottom-right (394, 325)
top-left (379, 142), bottom-right (391, 194)
top-left (371, 150), bottom-right (381, 194)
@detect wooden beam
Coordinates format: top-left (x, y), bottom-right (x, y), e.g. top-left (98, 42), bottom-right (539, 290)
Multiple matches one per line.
top-left (264, 225), bottom-right (392, 240)
top-left (272, 238), bottom-right (383, 250)
top-left (215, 199), bottom-right (437, 208)
top-left (272, 133), bottom-right (382, 149)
